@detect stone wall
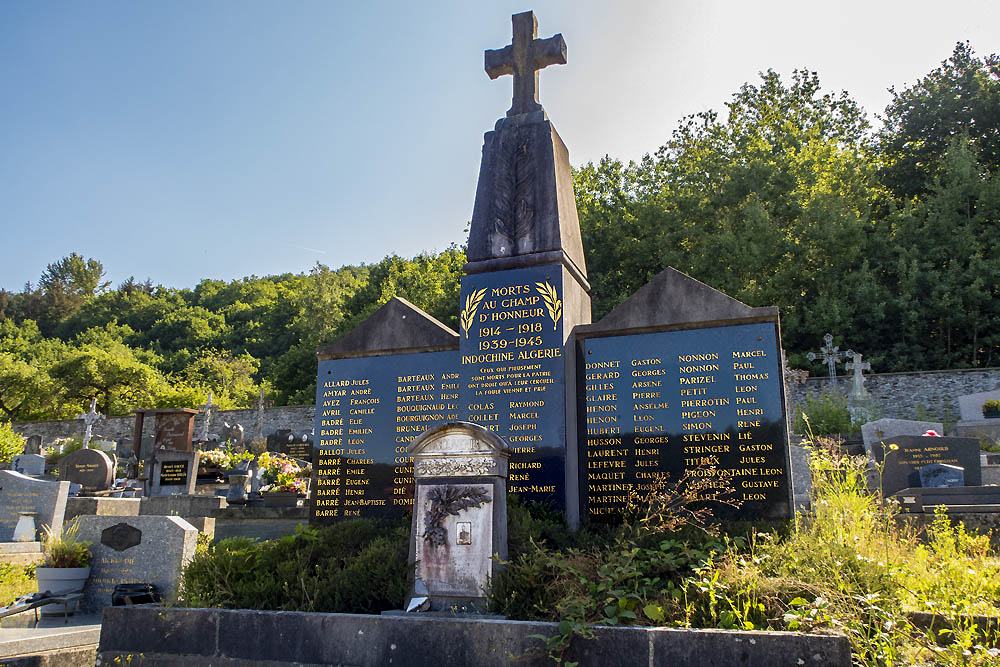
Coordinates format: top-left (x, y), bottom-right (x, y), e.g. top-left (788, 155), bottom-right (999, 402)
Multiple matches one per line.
top-left (788, 367), bottom-right (1000, 424)
top-left (12, 405), bottom-right (316, 448)
top-left (12, 367), bottom-right (1000, 446)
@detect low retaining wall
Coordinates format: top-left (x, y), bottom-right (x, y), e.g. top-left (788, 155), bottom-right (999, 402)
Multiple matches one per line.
top-left (97, 607), bottom-right (852, 667)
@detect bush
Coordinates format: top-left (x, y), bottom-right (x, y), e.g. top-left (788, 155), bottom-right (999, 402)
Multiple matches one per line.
top-left (0, 422), bottom-right (25, 464)
top-left (792, 392), bottom-right (855, 435)
top-left (177, 519), bottom-right (409, 613)
top-left (0, 563), bottom-right (35, 606)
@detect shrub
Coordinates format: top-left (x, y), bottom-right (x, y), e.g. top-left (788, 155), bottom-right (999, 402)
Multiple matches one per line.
top-left (177, 519), bottom-right (409, 613)
top-left (41, 520), bottom-right (92, 568)
top-left (792, 392), bottom-right (855, 435)
top-left (0, 422), bottom-right (25, 464)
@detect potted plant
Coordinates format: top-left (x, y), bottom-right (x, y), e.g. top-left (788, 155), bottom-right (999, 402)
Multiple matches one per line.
top-left (984, 399), bottom-right (1000, 419)
top-left (36, 520), bottom-right (92, 616)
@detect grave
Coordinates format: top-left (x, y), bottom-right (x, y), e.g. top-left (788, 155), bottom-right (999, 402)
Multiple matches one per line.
top-left (870, 435), bottom-right (981, 496)
top-left (74, 515), bottom-right (198, 612)
top-left (0, 470), bottom-right (70, 541)
top-left (12, 453), bottom-right (46, 477)
top-left (77, 399), bottom-right (104, 448)
top-left (132, 408), bottom-right (198, 457)
top-left (861, 418), bottom-right (943, 452)
top-left (406, 422), bottom-right (509, 612)
top-left (309, 10), bottom-right (793, 527)
top-left (24, 434), bottom-right (42, 456)
top-left (58, 448), bottom-right (114, 492)
top-left (919, 463), bottom-right (965, 488)
top-left (953, 389), bottom-right (1000, 446)
top-left (148, 451), bottom-right (200, 496)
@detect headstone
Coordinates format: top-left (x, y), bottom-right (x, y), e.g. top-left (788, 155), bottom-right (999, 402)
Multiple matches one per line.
top-left (24, 435), bottom-right (42, 456)
top-left (149, 451), bottom-right (200, 496)
top-left (12, 453), bottom-right (46, 477)
top-left (133, 409), bottom-right (198, 454)
top-left (957, 389), bottom-right (1000, 421)
top-left (407, 423), bottom-right (509, 612)
top-left (919, 463), bottom-right (965, 488)
top-left (0, 471), bottom-right (70, 541)
top-left (861, 418), bottom-right (943, 452)
top-left (58, 448), bottom-right (114, 492)
top-left (74, 515), bottom-right (197, 613)
top-left (870, 435), bottom-right (981, 496)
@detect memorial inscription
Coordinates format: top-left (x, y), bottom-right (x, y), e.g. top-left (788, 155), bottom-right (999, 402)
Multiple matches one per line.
top-left (459, 264), bottom-right (567, 507)
top-left (578, 321), bottom-right (790, 520)
top-left (158, 461), bottom-right (189, 486)
top-left (312, 350), bottom-right (458, 522)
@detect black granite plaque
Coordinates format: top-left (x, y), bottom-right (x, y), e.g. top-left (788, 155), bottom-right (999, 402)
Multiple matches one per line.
top-left (101, 523), bottom-right (143, 552)
top-left (312, 350), bottom-right (459, 522)
top-left (578, 321), bottom-right (790, 521)
top-left (872, 435), bottom-right (981, 496)
top-left (158, 460), bottom-right (189, 486)
top-left (459, 264), bottom-right (567, 508)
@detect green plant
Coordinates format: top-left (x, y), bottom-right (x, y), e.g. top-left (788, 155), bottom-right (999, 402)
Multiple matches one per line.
top-left (792, 392), bottom-right (856, 435)
top-left (983, 399), bottom-right (1000, 414)
top-left (0, 563), bottom-right (36, 606)
top-left (256, 451), bottom-right (307, 493)
top-left (43, 436), bottom-right (83, 465)
top-left (41, 521), bottom-right (92, 568)
top-left (0, 422), bottom-right (25, 464)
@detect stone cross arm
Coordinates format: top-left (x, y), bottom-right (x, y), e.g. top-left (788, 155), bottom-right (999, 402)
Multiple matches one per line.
top-left (485, 11), bottom-right (566, 117)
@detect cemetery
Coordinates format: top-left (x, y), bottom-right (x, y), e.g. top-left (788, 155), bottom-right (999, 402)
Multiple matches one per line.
top-left (0, 7), bottom-right (999, 667)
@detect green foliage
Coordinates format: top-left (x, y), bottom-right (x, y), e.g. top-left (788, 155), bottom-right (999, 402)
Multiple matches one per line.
top-left (0, 421), bottom-right (25, 463)
top-left (177, 520), bottom-right (409, 613)
top-left (983, 399), bottom-right (1000, 413)
top-left (0, 563), bottom-right (36, 607)
top-left (792, 392), bottom-right (857, 435)
top-left (41, 520), bottom-right (93, 568)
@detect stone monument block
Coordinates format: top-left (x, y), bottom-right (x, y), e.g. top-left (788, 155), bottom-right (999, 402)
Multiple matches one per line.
top-left (957, 389), bottom-right (1000, 422)
top-left (58, 448), bottom-right (114, 492)
top-left (0, 471), bottom-right (70, 541)
top-left (149, 451), bottom-right (200, 496)
top-left (75, 515), bottom-right (198, 613)
top-left (407, 422), bottom-right (509, 612)
top-left (861, 418), bottom-right (943, 451)
top-left (12, 453), bottom-right (46, 477)
top-left (871, 435), bottom-right (981, 496)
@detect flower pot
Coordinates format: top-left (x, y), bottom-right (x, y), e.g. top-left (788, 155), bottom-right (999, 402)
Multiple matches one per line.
top-left (35, 566), bottom-right (90, 615)
top-left (984, 410), bottom-right (1000, 420)
top-left (13, 512), bottom-right (37, 542)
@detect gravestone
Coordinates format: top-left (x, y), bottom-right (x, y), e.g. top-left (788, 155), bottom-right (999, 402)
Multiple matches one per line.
top-left (132, 408), bottom-right (198, 455)
top-left (870, 435), bottom-right (981, 496)
top-left (920, 463), bottom-right (964, 488)
top-left (0, 471), bottom-right (70, 541)
top-left (407, 423), bottom-right (509, 612)
top-left (861, 418), bottom-right (943, 452)
top-left (149, 451), bottom-right (200, 496)
top-left (74, 515), bottom-right (198, 613)
top-left (957, 389), bottom-right (1000, 421)
top-left (25, 435), bottom-right (42, 456)
top-left (58, 448), bottom-right (114, 492)
top-left (12, 453), bottom-right (46, 477)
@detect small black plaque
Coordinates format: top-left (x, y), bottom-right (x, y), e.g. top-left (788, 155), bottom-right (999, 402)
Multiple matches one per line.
top-left (101, 522), bottom-right (142, 552)
top-left (159, 460), bottom-right (189, 486)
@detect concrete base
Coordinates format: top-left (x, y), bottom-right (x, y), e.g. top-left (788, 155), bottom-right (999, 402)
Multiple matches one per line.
top-left (0, 542), bottom-right (44, 566)
top-left (97, 607), bottom-right (852, 667)
top-left (0, 613), bottom-right (100, 664)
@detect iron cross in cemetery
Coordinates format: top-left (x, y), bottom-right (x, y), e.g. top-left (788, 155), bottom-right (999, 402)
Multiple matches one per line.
top-left (77, 398), bottom-right (104, 447)
top-left (807, 333), bottom-right (853, 384)
top-left (485, 10), bottom-right (567, 116)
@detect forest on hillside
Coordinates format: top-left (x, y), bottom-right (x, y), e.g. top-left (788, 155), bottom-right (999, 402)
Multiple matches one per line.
top-left (1, 43), bottom-right (998, 421)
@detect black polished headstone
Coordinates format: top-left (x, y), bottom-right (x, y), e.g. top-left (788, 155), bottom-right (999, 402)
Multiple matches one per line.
top-left (871, 435), bottom-right (981, 496)
top-left (919, 463), bottom-right (964, 488)
top-left (58, 448), bottom-right (114, 492)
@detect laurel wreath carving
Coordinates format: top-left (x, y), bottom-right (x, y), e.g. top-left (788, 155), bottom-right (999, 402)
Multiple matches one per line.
top-left (492, 127), bottom-right (535, 245)
top-left (423, 485), bottom-right (491, 547)
top-left (460, 288), bottom-right (488, 338)
top-left (535, 281), bottom-right (562, 331)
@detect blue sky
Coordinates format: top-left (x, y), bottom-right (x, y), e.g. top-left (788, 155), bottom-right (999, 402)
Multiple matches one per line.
top-left (2, 1), bottom-right (999, 291)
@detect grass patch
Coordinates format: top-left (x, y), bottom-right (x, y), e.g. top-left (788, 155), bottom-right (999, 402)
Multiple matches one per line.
top-left (0, 564), bottom-right (36, 606)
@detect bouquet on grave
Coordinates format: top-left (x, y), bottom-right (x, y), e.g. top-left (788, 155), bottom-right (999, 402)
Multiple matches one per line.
top-left (257, 451), bottom-right (309, 494)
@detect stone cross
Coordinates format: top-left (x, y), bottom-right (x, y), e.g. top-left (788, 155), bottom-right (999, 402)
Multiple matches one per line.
top-left (845, 352), bottom-right (871, 400)
top-left (198, 392), bottom-right (217, 441)
top-left (485, 11), bottom-right (567, 117)
top-left (76, 398), bottom-right (104, 448)
top-left (255, 388), bottom-right (265, 441)
top-left (806, 333), bottom-right (852, 384)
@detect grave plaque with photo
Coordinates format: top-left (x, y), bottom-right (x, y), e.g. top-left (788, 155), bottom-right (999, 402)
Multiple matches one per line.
top-left (871, 435), bottom-right (981, 496)
top-left (577, 321), bottom-right (791, 521)
top-left (312, 350), bottom-right (459, 523)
